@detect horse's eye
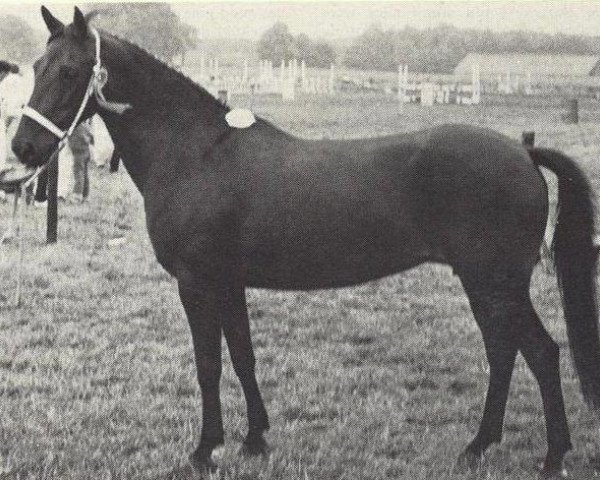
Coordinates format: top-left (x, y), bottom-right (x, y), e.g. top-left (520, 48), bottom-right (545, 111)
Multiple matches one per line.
top-left (59, 66), bottom-right (77, 81)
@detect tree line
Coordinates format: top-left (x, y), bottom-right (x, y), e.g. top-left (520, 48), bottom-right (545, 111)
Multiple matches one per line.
top-left (0, 15), bottom-right (42, 64)
top-left (6, 9), bottom-right (600, 74)
top-left (260, 22), bottom-right (600, 73)
top-left (344, 24), bottom-right (600, 73)
top-left (0, 4), bottom-right (197, 66)
top-left (257, 22), bottom-right (336, 69)
top-left (88, 3), bottom-right (197, 65)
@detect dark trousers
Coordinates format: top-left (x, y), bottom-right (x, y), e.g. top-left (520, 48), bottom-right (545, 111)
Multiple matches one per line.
top-left (72, 148), bottom-right (90, 198)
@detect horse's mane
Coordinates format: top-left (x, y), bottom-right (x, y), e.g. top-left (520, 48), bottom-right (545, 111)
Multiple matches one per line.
top-left (91, 27), bottom-right (290, 137)
top-left (99, 29), bottom-right (230, 113)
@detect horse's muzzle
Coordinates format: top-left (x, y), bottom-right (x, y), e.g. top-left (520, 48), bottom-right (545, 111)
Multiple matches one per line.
top-left (11, 138), bottom-right (35, 163)
top-left (11, 138), bottom-right (51, 168)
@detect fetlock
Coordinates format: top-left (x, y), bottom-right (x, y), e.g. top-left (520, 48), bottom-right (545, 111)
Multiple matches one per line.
top-left (189, 443), bottom-right (219, 474)
top-left (241, 429), bottom-right (269, 457)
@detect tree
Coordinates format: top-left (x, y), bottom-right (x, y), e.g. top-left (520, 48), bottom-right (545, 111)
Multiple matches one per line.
top-left (258, 22), bottom-right (337, 67)
top-left (293, 33), bottom-right (311, 60)
top-left (309, 41), bottom-right (337, 68)
top-left (257, 21), bottom-right (295, 63)
top-left (86, 3), bottom-right (197, 64)
top-left (344, 25), bottom-right (395, 71)
top-left (0, 15), bottom-right (42, 64)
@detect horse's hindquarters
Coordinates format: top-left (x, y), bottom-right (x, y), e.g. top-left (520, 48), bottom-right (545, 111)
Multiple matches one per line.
top-left (412, 126), bottom-right (548, 276)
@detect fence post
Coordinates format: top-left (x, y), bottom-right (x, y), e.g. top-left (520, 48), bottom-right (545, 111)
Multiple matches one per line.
top-left (328, 64), bottom-right (335, 95)
top-left (521, 131), bottom-right (535, 148)
top-left (471, 64), bottom-right (481, 104)
top-left (46, 158), bottom-right (58, 244)
top-left (565, 98), bottom-right (579, 124)
top-left (398, 65), bottom-right (405, 103)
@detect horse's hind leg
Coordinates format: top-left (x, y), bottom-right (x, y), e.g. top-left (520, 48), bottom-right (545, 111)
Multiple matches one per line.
top-left (519, 298), bottom-right (571, 477)
top-left (457, 272), bottom-right (519, 467)
top-left (221, 287), bottom-right (270, 456)
top-left (458, 271), bottom-right (571, 477)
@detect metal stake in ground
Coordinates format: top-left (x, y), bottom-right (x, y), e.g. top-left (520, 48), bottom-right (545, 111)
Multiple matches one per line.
top-left (14, 185), bottom-right (26, 307)
top-left (46, 154), bottom-right (58, 243)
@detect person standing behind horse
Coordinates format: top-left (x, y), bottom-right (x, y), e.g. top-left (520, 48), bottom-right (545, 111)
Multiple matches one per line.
top-left (35, 115), bottom-right (108, 205)
top-left (0, 61), bottom-right (25, 172)
top-left (69, 118), bottom-right (94, 203)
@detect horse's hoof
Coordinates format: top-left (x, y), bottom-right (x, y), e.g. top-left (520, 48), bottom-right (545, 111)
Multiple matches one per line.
top-left (170, 463), bottom-right (216, 480)
top-left (537, 460), bottom-right (568, 479)
top-left (240, 433), bottom-right (270, 457)
top-left (188, 450), bottom-right (218, 477)
top-left (455, 449), bottom-right (482, 472)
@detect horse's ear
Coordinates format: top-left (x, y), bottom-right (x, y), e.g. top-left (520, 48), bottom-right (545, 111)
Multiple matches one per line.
top-left (41, 6), bottom-right (64, 35)
top-left (73, 6), bottom-right (88, 39)
top-left (84, 10), bottom-right (100, 24)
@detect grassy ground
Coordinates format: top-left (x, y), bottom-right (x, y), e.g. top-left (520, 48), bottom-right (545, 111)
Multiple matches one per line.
top-left (2, 95), bottom-right (600, 479)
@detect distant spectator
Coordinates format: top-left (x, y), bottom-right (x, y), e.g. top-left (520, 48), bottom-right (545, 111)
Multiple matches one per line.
top-left (1, 113), bottom-right (19, 170)
top-left (0, 61), bottom-right (24, 201)
top-left (91, 115), bottom-right (114, 168)
top-left (35, 115), bottom-right (111, 206)
top-left (69, 119), bottom-right (94, 203)
top-left (0, 60), bottom-right (23, 172)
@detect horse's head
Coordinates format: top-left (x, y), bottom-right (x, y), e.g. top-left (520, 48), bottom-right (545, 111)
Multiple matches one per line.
top-left (12, 6), bottom-right (96, 167)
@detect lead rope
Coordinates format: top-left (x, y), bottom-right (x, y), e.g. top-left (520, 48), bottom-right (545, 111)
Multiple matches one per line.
top-left (0, 190), bottom-right (19, 246)
top-left (6, 136), bottom-right (78, 307)
top-left (6, 138), bottom-right (71, 307)
top-left (7, 27), bottom-right (132, 306)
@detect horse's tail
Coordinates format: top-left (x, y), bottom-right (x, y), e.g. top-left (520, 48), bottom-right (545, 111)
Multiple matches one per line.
top-left (529, 147), bottom-right (600, 409)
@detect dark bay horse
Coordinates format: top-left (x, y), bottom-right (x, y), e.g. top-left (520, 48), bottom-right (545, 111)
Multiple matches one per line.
top-left (11, 7), bottom-right (600, 478)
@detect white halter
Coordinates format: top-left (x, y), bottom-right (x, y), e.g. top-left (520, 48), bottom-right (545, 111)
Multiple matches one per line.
top-left (21, 27), bottom-right (131, 143)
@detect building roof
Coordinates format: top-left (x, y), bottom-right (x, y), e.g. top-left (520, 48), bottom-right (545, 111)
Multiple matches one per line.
top-left (454, 53), bottom-right (600, 78)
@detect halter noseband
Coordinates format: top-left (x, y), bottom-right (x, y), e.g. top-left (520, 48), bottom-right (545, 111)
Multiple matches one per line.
top-left (21, 28), bottom-right (131, 143)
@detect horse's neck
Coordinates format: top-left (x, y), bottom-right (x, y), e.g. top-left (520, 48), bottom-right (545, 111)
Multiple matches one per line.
top-left (97, 35), bottom-right (229, 194)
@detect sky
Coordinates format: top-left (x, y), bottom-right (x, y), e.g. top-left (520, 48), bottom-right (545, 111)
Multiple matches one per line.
top-left (4, 1), bottom-right (600, 40)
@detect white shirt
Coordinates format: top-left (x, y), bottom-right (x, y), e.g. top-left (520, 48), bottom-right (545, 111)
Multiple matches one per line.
top-left (0, 67), bottom-right (33, 119)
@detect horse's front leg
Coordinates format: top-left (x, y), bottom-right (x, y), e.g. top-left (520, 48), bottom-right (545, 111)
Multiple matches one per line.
top-left (178, 276), bottom-right (227, 473)
top-left (221, 285), bottom-right (270, 456)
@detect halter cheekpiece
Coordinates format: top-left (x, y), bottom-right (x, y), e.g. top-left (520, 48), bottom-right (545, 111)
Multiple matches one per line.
top-left (21, 28), bottom-right (131, 143)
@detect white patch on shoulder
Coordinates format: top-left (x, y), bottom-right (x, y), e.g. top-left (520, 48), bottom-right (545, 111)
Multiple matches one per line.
top-left (225, 108), bottom-right (256, 129)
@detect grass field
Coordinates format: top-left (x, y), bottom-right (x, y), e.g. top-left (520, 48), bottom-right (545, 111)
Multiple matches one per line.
top-left (2, 95), bottom-right (600, 479)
